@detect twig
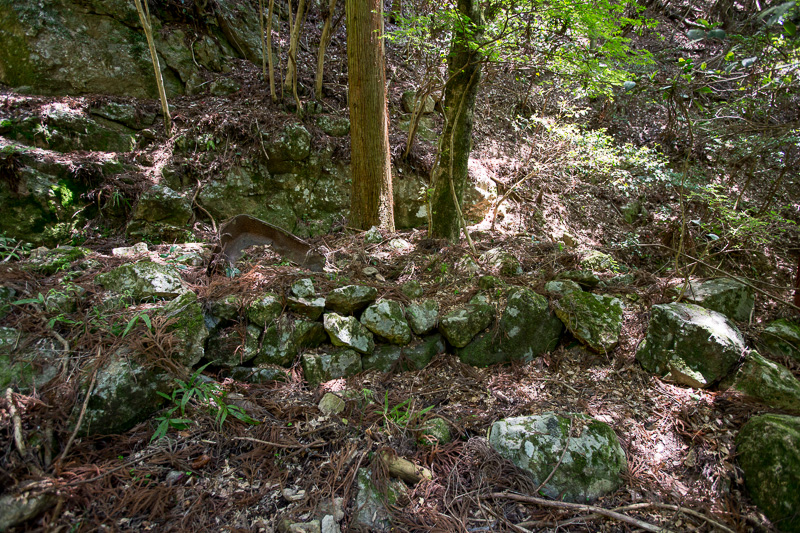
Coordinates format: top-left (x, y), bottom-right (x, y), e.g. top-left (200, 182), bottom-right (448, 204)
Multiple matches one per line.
top-left (233, 436), bottom-right (326, 449)
top-left (488, 492), bottom-right (674, 533)
top-left (54, 359), bottom-right (99, 472)
top-left (613, 502), bottom-right (736, 533)
top-left (6, 387), bottom-right (26, 456)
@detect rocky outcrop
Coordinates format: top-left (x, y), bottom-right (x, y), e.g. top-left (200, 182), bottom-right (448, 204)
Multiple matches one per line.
top-left (95, 261), bottom-right (185, 301)
top-left (553, 291), bottom-right (623, 353)
top-left (489, 413), bottom-right (627, 503)
top-left (760, 318), bottom-right (800, 363)
top-left (721, 351), bottom-right (800, 412)
top-left (677, 278), bottom-right (755, 322)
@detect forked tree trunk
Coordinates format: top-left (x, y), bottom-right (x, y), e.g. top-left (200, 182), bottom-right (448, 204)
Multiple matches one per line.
top-left (346, 0), bottom-right (394, 231)
top-left (284, 0), bottom-right (307, 93)
top-left (133, 0), bottom-right (171, 134)
top-left (315, 0), bottom-right (339, 100)
top-left (428, 0), bottom-right (483, 242)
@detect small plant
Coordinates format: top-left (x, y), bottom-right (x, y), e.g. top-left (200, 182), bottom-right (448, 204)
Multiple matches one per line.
top-left (0, 234), bottom-right (30, 261)
top-left (121, 312), bottom-right (152, 337)
top-left (376, 391), bottom-right (434, 429)
top-left (151, 363), bottom-right (259, 442)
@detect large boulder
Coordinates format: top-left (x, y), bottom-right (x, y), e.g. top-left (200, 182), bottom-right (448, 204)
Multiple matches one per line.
top-left (127, 185), bottom-right (194, 242)
top-left (253, 316), bottom-right (327, 367)
top-left (157, 290), bottom-right (208, 367)
top-left (405, 299), bottom-right (439, 335)
top-left (458, 287), bottom-right (562, 367)
top-left (438, 300), bottom-right (495, 348)
top-left (721, 351), bottom-right (800, 412)
top-left (760, 318), bottom-right (800, 364)
top-left (489, 413), bottom-right (627, 503)
top-left (95, 261), bottom-right (185, 301)
top-left (246, 292), bottom-right (282, 327)
top-left (325, 285), bottom-right (378, 315)
top-left (553, 292), bottom-right (623, 353)
top-left (737, 414), bottom-right (800, 532)
top-left (678, 278), bottom-right (755, 322)
top-left (636, 303), bottom-right (744, 389)
top-left (360, 300), bottom-right (412, 345)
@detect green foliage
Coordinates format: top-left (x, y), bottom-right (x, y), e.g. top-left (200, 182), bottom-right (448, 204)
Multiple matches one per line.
top-left (151, 363), bottom-right (259, 442)
top-left (375, 391), bottom-right (434, 429)
top-left (0, 233), bottom-right (30, 261)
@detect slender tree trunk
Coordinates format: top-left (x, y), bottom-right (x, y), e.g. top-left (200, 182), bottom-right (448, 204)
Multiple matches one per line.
top-left (315, 0), bottom-right (339, 100)
top-left (259, 0), bottom-right (266, 79)
top-left (284, 0), bottom-right (307, 93)
top-left (346, 0), bottom-right (394, 231)
top-left (133, 0), bottom-right (171, 134)
top-left (428, 0), bottom-right (483, 242)
top-left (267, 0), bottom-right (276, 101)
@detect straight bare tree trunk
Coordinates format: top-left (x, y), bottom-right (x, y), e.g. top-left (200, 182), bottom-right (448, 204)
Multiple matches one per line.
top-left (133, 0), bottom-right (171, 134)
top-left (315, 0), bottom-right (339, 100)
top-left (428, 0), bottom-right (483, 242)
top-left (284, 0), bottom-right (307, 93)
top-left (346, 0), bottom-right (394, 230)
top-left (267, 0), bottom-right (276, 101)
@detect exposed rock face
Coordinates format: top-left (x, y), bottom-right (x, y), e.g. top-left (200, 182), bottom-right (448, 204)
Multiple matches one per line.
top-left (353, 468), bottom-right (405, 532)
top-left (246, 292), bottom-right (282, 327)
top-left (95, 261), bottom-right (185, 301)
top-left (438, 300), bottom-right (495, 348)
top-left (0, 0), bottom-right (259, 97)
top-left (636, 303), bottom-right (744, 388)
top-left (360, 301), bottom-right (412, 345)
top-left (678, 278), bottom-right (755, 322)
top-left (553, 292), bottom-right (623, 353)
top-left (254, 316), bottom-right (327, 367)
top-left (489, 413), bottom-right (627, 503)
top-left (157, 291), bottom-right (208, 367)
top-left (721, 351), bottom-right (800, 412)
top-left (458, 287), bottom-right (562, 367)
top-left (206, 325), bottom-right (260, 367)
top-left (127, 185), bottom-right (193, 242)
top-left (737, 414), bottom-right (800, 532)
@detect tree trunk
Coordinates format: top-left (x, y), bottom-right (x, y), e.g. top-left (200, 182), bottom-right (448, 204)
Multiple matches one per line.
top-left (133, 0), bottom-right (171, 135)
top-left (267, 0), bottom-right (276, 101)
top-left (315, 0), bottom-right (339, 100)
top-left (346, 0), bottom-right (395, 231)
top-left (284, 0), bottom-right (307, 93)
top-left (428, 0), bottom-right (483, 242)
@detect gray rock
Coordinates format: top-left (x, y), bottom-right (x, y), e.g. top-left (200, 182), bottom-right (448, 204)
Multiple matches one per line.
top-left (77, 350), bottom-right (172, 436)
top-left (361, 300), bottom-right (412, 345)
top-left (489, 413), bottom-right (627, 503)
top-left (227, 365), bottom-right (289, 383)
top-left (544, 280), bottom-right (583, 297)
top-left (401, 90), bottom-right (436, 114)
top-left (419, 417), bottom-right (451, 445)
top-left (291, 278), bottom-right (316, 299)
top-left (28, 246), bottom-right (91, 275)
top-left (320, 515), bottom-right (340, 533)
top-left (621, 199), bottom-right (648, 224)
top-left (761, 318), bottom-right (800, 363)
top-left (96, 261), bottom-right (185, 301)
top-left (364, 226), bottom-right (383, 244)
top-left (1, 331), bottom-right (60, 393)
top-left (406, 299), bottom-right (439, 335)
top-left (636, 303), bottom-right (744, 389)
top-left (721, 351), bottom-right (800, 412)
top-left (90, 101), bottom-right (155, 129)
top-left (400, 280), bottom-right (423, 299)
top-left (288, 295), bottom-right (326, 320)
top-left (265, 124), bottom-right (311, 164)
top-left (459, 287), bottom-right (563, 366)
top-left (209, 294), bottom-right (242, 322)
top-left (362, 344), bottom-right (402, 373)
top-left (439, 301), bottom-right (495, 348)
top-left (353, 468), bottom-right (406, 531)
top-left (318, 393), bottom-right (346, 415)
top-left (553, 292), bottom-right (623, 353)
top-left (580, 250), bottom-right (617, 272)
top-left (301, 349), bottom-right (362, 386)
top-left (362, 334), bottom-right (444, 372)
top-left (678, 278), bottom-right (755, 322)
top-left (157, 291), bottom-right (209, 367)
top-left (737, 414), bottom-right (800, 532)
top-left (324, 313), bottom-right (375, 354)
top-left (254, 316), bottom-right (327, 367)
top-left (557, 270), bottom-right (601, 288)
top-left (127, 185), bottom-right (193, 242)
top-left (325, 285), bottom-right (378, 315)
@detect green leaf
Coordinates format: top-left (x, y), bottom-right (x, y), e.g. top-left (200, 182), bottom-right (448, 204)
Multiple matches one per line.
top-left (698, 86), bottom-right (713, 94)
top-left (784, 19), bottom-right (797, 36)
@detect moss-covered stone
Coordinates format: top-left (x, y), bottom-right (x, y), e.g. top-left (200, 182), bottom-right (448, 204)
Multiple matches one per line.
top-left (353, 468), bottom-right (406, 531)
top-left (253, 316), bottom-right (326, 367)
top-left (544, 279), bottom-right (583, 297)
top-left (761, 318), bottom-right (800, 364)
top-left (246, 292), bottom-right (282, 327)
top-left (557, 270), bottom-right (601, 289)
top-left (402, 334), bottom-right (445, 370)
top-left (0, 286), bottom-right (17, 320)
top-left (439, 301), bottom-right (495, 348)
top-left (29, 246), bottom-right (90, 275)
top-left (636, 303), bottom-right (743, 389)
top-left (324, 313), bottom-right (375, 354)
top-left (721, 351), bottom-right (800, 412)
top-left (325, 285), bottom-right (378, 315)
top-left (737, 414), bottom-right (800, 532)
top-left (678, 278), bottom-right (754, 323)
top-left (317, 115), bottom-right (350, 137)
top-left (580, 250), bottom-right (617, 272)
top-left (206, 325), bottom-right (260, 367)
top-left (419, 417), bottom-right (451, 445)
top-left (209, 294), bottom-right (242, 323)
top-left (480, 248), bottom-right (522, 276)
top-left (95, 261), bottom-right (185, 301)
top-left (361, 300), bottom-right (412, 345)
top-left (301, 348), bottom-right (362, 386)
top-left (400, 280), bottom-right (423, 299)
top-left (459, 287), bottom-right (563, 366)
top-left (489, 413), bottom-right (626, 503)
top-left (226, 365), bottom-right (289, 383)
top-left (127, 185), bottom-right (193, 242)
top-left (158, 291), bottom-right (208, 367)
top-left (76, 350), bottom-right (172, 436)
top-left (406, 299), bottom-right (439, 335)
top-left (553, 291), bottom-right (623, 353)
